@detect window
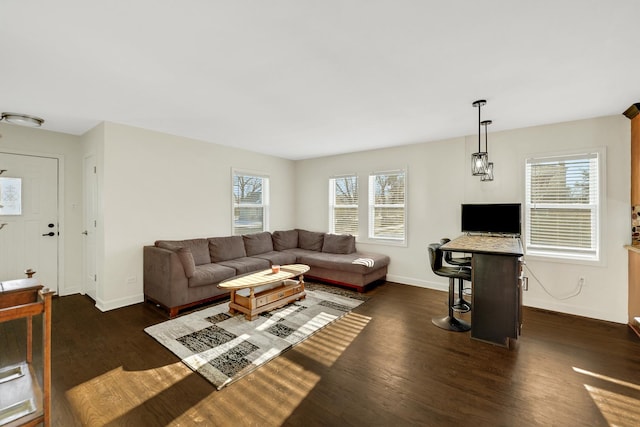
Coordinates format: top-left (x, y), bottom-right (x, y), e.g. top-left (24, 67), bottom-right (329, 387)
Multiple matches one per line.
top-left (232, 171), bottom-right (269, 235)
top-left (368, 170), bottom-right (406, 242)
top-left (0, 177), bottom-right (22, 215)
top-left (329, 175), bottom-right (358, 236)
top-left (525, 151), bottom-right (602, 261)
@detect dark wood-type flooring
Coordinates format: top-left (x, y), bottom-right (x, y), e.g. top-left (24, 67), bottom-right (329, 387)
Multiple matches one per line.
top-left (2, 282), bottom-right (640, 426)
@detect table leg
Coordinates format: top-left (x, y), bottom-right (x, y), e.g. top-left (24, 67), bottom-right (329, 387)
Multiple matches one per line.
top-left (27, 316), bottom-right (33, 364)
top-left (228, 290), bottom-right (237, 314)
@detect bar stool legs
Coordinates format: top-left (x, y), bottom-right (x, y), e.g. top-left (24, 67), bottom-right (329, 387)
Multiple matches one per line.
top-left (432, 277), bottom-right (471, 332)
top-left (452, 278), bottom-right (471, 313)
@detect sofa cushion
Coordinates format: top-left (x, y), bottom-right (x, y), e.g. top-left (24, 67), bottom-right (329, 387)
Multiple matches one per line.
top-left (297, 229), bottom-right (324, 251)
top-left (243, 231), bottom-right (274, 256)
top-left (297, 251), bottom-right (390, 274)
top-left (250, 251), bottom-right (297, 266)
top-left (155, 238), bottom-right (211, 266)
top-left (189, 263), bottom-right (236, 287)
top-left (280, 248), bottom-right (318, 259)
top-left (272, 230), bottom-right (298, 251)
top-left (209, 236), bottom-right (247, 262)
top-left (322, 233), bottom-right (356, 254)
top-left (217, 257), bottom-right (270, 275)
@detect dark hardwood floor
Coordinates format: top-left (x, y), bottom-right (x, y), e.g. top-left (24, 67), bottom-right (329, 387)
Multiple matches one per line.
top-left (2, 282), bottom-right (640, 426)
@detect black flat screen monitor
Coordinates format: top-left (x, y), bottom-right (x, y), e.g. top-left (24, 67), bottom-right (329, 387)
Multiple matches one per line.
top-left (461, 203), bottom-right (521, 235)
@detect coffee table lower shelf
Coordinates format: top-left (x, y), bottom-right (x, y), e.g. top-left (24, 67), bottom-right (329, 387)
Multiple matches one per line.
top-left (229, 279), bottom-right (306, 320)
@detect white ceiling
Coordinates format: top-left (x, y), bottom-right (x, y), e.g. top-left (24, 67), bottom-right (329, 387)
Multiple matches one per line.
top-left (1, 1), bottom-right (638, 160)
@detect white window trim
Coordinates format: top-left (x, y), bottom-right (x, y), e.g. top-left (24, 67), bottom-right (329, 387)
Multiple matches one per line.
top-left (523, 147), bottom-right (606, 266)
top-left (231, 168), bottom-right (270, 235)
top-left (328, 174), bottom-right (359, 236)
top-left (366, 168), bottom-right (408, 246)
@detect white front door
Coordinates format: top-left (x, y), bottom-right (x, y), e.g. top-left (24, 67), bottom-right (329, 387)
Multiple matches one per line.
top-left (0, 153), bottom-right (59, 292)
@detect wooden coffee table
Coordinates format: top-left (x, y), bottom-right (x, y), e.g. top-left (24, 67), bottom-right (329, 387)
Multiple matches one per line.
top-left (218, 264), bottom-right (309, 320)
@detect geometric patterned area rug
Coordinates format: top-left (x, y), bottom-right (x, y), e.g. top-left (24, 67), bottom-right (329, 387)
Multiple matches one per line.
top-left (144, 283), bottom-right (368, 390)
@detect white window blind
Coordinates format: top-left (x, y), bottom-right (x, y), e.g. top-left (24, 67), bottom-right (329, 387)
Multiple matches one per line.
top-left (525, 152), bottom-right (600, 260)
top-left (368, 170), bottom-right (406, 242)
top-left (329, 175), bottom-right (358, 236)
top-left (232, 172), bottom-right (269, 235)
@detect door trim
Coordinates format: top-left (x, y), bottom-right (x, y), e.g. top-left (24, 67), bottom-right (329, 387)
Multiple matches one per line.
top-left (0, 148), bottom-right (65, 295)
top-left (82, 154), bottom-right (97, 300)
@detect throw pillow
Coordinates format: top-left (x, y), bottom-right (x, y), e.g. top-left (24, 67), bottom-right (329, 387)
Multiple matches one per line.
top-left (297, 229), bottom-right (324, 251)
top-left (155, 239), bottom-right (210, 265)
top-left (155, 240), bottom-right (179, 251)
top-left (272, 230), bottom-right (299, 251)
top-left (154, 241), bottom-right (196, 278)
top-left (322, 233), bottom-right (356, 254)
top-left (176, 247), bottom-right (196, 278)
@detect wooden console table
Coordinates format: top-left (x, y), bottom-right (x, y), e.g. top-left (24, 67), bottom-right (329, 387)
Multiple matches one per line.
top-left (0, 279), bottom-right (54, 427)
top-left (441, 235), bottom-right (524, 348)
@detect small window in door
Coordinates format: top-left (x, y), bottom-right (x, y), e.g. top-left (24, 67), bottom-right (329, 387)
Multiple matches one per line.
top-left (0, 177), bottom-right (22, 215)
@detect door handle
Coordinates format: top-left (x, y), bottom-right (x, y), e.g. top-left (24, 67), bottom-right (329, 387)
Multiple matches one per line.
top-left (0, 223), bottom-right (7, 230)
top-left (82, 230), bottom-right (88, 235)
top-left (42, 231), bottom-right (55, 237)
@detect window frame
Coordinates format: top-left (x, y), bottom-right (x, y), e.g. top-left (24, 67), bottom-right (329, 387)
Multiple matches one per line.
top-left (231, 169), bottom-right (270, 236)
top-left (367, 169), bottom-right (407, 246)
top-left (524, 148), bottom-right (605, 264)
top-left (328, 174), bottom-right (359, 236)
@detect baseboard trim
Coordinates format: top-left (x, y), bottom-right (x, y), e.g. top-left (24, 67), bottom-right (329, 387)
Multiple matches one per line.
top-left (386, 274), bottom-right (447, 292)
top-left (95, 293), bottom-right (144, 312)
top-left (386, 274), bottom-right (625, 324)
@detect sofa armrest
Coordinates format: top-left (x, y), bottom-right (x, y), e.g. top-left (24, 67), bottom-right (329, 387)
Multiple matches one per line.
top-left (143, 246), bottom-right (189, 307)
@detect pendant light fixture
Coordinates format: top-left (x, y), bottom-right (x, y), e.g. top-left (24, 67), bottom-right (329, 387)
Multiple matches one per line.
top-left (480, 119), bottom-right (494, 181)
top-left (471, 100), bottom-right (488, 176)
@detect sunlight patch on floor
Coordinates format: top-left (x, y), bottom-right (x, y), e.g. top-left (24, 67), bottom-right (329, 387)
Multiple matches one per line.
top-left (65, 311), bottom-right (371, 425)
top-left (293, 312), bottom-right (371, 367)
top-left (573, 366), bottom-right (640, 391)
top-left (176, 356), bottom-right (322, 425)
top-left (574, 366), bottom-right (640, 427)
top-left (65, 362), bottom-right (191, 425)
top-left (171, 311), bottom-right (371, 425)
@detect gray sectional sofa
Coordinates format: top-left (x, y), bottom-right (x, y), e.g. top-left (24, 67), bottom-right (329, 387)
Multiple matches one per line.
top-left (143, 229), bottom-right (390, 317)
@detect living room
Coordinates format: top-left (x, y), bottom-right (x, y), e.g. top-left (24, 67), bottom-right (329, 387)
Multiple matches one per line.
top-left (1, 1), bottom-right (639, 425)
top-left (0, 110), bottom-right (630, 325)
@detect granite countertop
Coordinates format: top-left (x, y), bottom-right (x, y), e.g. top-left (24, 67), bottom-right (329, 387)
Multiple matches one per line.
top-left (441, 235), bottom-right (524, 256)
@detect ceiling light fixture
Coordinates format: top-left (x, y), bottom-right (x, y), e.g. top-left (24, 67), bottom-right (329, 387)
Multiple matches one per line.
top-left (471, 100), bottom-right (488, 176)
top-left (1, 112), bottom-right (45, 127)
top-left (480, 119), bottom-right (494, 182)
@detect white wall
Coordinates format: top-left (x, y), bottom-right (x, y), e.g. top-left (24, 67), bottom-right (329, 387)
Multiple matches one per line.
top-left (0, 123), bottom-right (83, 296)
top-left (4, 114), bottom-right (628, 323)
top-left (473, 116), bottom-right (630, 322)
top-left (85, 122), bottom-right (297, 311)
top-left (295, 115), bottom-right (630, 323)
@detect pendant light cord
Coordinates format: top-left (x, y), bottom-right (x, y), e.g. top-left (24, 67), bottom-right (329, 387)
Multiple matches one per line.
top-left (484, 122), bottom-right (489, 152)
top-left (478, 102), bottom-right (482, 152)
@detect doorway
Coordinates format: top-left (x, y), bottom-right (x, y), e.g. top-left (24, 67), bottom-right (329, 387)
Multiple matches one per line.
top-left (0, 152), bottom-right (59, 293)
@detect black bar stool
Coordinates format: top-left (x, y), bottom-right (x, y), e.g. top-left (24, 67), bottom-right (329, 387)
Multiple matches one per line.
top-left (428, 242), bottom-right (471, 332)
top-left (440, 238), bottom-right (472, 312)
